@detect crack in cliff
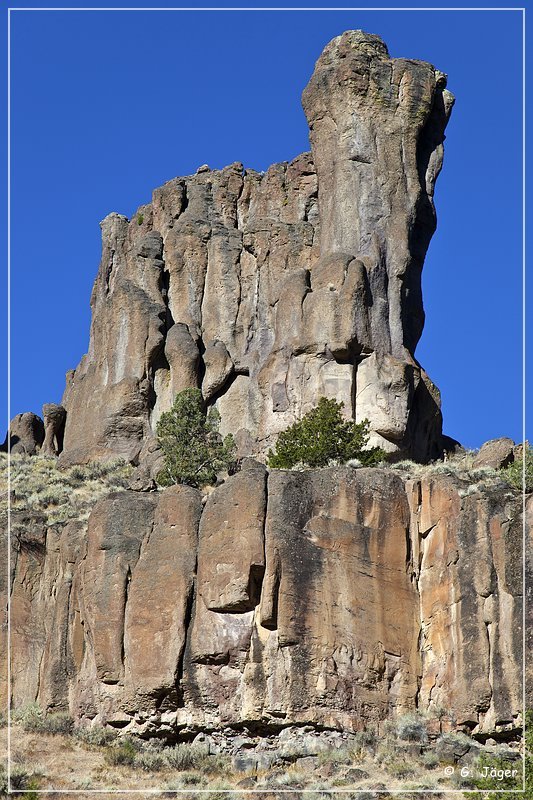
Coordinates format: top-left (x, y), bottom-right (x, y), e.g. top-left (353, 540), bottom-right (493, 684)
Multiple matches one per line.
top-left (118, 565), bottom-right (133, 682)
top-left (180, 180), bottom-right (189, 217)
top-left (175, 567), bottom-right (197, 708)
top-left (104, 249), bottom-right (115, 296)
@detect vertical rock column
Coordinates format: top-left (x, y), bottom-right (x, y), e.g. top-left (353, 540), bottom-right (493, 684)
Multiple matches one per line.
top-left (60, 215), bottom-right (168, 466)
top-left (302, 31), bottom-right (454, 458)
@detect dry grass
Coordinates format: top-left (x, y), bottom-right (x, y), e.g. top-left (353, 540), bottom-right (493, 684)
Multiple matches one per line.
top-left (0, 723), bottom-right (232, 795)
top-left (3, 701), bottom-right (522, 798)
top-left (0, 452), bottom-right (132, 529)
top-left (0, 719), bottom-right (514, 798)
top-left (388, 450), bottom-right (516, 497)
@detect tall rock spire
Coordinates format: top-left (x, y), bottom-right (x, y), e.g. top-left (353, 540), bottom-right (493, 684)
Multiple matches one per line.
top-left (57, 32), bottom-right (454, 468)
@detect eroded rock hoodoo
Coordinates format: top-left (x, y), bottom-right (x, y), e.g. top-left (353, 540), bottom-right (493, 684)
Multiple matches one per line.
top-left (56, 30), bottom-right (454, 469)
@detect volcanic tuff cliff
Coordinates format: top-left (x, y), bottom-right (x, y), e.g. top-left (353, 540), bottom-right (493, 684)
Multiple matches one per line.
top-left (2, 460), bottom-right (526, 739)
top-left (54, 29), bottom-right (454, 470)
top-left (2, 31), bottom-right (527, 744)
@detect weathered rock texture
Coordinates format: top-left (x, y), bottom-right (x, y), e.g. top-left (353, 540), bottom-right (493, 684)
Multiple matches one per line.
top-left (2, 30), bottom-right (525, 751)
top-left (41, 404), bottom-right (66, 457)
top-left (3, 465), bottom-right (524, 739)
top-left (57, 30), bottom-right (454, 467)
top-left (1, 412), bottom-right (44, 455)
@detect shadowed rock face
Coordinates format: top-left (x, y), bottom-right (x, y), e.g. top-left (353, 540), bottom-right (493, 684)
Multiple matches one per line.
top-left (57, 30), bottom-right (454, 467)
top-left (41, 404), bottom-right (66, 457)
top-left (3, 466), bottom-right (524, 739)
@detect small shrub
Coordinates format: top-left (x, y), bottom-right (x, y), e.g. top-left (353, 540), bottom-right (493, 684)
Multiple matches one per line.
top-left (352, 729), bottom-right (377, 748)
top-left (317, 748), bottom-right (352, 766)
top-left (39, 713), bottom-right (74, 735)
top-left (134, 750), bottom-right (167, 772)
top-left (37, 486), bottom-right (69, 506)
top-left (199, 753), bottom-right (231, 776)
top-left (386, 759), bottom-right (416, 779)
top-left (156, 389), bottom-right (235, 488)
top-left (179, 772), bottom-right (208, 786)
top-left (18, 707), bottom-right (73, 735)
top-left (75, 777), bottom-right (93, 790)
top-left (13, 703), bottom-right (42, 730)
top-left (68, 464), bottom-right (89, 481)
top-left (276, 770), bottom-right (304, 787)
top-left (104, 738), bottom-right (137, 766)
top-left (395, 712), bottom-right (428, 743)
top-left (74, 725), bottom-right (117, 747)
top-left (375, 740), bottom-right (399, 766)
top-left (501, 445), bottom-right (533, 493)
top-left (137, 214), bottom-right (144, 225)
top-left (204, 783), bottom-right (232, 800)
top-left (390, 459), bottom-right (418, 473)
top-left (9, 765), bottom-right (31, 790)
top-left (268, 397), bottom-right (384, 469)
top-left (20, 778), bottom-right (40, 800)
top-left (165, 742), bottom-right (210, 771)
top-left (420, 751), bottom-right (439, 770)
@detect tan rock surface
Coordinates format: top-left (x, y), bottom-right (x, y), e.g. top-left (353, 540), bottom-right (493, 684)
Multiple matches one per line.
top-left (183, 467), bottom-right (522, 737)
top-left (57, 31), bottom-right (453, 466)
top-left (80, 492), bottom-right (158, 686)
top-left (123, 485), bottom-right (201, 704)
top-left (408, 475), bottom-right (523, 734)
top-left (3, 463), bottom-right (526, 738)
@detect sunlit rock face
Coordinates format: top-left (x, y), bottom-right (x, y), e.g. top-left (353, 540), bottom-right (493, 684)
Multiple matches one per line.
top-left (58, 30), bottom-right (454, 468)
top-left (3, 464), bottom-right (524, 739)
top-left (8, 33), bottom-right (521, 748)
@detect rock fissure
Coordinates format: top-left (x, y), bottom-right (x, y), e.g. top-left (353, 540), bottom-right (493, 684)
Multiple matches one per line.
top-left (175, 575), bottom-right (197, 708)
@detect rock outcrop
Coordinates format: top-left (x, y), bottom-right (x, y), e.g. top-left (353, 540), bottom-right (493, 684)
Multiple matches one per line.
top-left (56, 30), bottom-right (454, 468)
top-left (2, 29), bottom-right (526, 757)
top-left (1, 412), bottom-right (44, 455)
top-left (41, 404), bottom-right (66, 457)
top-left (473, 438), bottom-right (516, 470)
top-left (3, 463), bottom-right (524, 739)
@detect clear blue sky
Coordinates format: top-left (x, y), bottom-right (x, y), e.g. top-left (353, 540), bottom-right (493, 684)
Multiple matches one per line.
top-left (2, 3), bottom-right (528, 450)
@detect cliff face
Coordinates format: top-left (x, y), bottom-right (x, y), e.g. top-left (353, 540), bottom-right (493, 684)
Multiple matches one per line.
top-left (2, 31), bottom-right (526, 746)
top-left (3, 462), bottom-right (524, 739)
top-left (58, 30), bottom-right (453, 468)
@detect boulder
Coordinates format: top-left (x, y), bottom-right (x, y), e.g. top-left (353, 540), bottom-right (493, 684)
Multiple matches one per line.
top-left (435, 732), bottom-right (473, 763)
top-left (474, 438), bottom-right (515, 470)
top-left (2, 412), bottom-right (44, 454)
